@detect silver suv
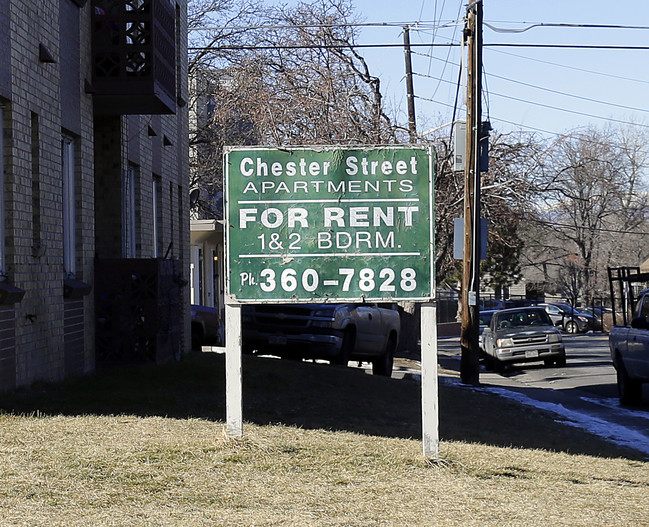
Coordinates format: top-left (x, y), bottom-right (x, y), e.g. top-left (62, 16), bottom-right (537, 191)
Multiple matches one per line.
top-left (482, 307), bottom-right (566, 370)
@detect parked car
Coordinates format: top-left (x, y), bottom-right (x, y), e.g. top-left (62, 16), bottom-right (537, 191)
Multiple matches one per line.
top-left (579, 306), bottom-right (612, 331)
top-left (241, 303), bottom-right (400, 376)
top-left (538, 303), bottom-right (595, 333)
top-left (190, 305), bottom-right (223, 350)
top-left (481, 299), bottom-right (506, 310)
top-left (481, 307), bottom-right (566, 369)
top-left (609, 289), bottom-right (649, 405)
top-left (478, 310), bottom-right (498, 350)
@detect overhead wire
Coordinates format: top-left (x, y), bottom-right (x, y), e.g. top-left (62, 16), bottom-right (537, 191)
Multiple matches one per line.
top-left (481, 71), bottom-right (649, 115)
top-left (413, 44), bottom-right (649, 86)
top-left (190, 17), bottom-right (649, 139)
top-left (412, 69), bottom-right (649, 129)
top-left (487, 47), bottom-right (649, 86)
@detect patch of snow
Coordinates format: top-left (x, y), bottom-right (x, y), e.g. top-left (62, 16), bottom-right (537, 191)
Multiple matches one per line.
top-left (441, 376), bottom-right (649, 457)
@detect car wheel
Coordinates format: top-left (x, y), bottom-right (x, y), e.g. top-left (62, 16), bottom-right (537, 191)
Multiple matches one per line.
top-left (483, 354), bottom-right (496, 371)
top-left (564, 320), bottom-right (578, 334)
top-left (372, 333), bottom-right (396, 376)
top-left (617, 359), bottom-right (642, 405)
top-left (331, 327), bottom-right (355, 367)
top-left (492, 357), bottom-right (506, 373)
top-left (546, 353), bottom-right (566, 367)
top-left (191, 326), bottom-right (203, 351)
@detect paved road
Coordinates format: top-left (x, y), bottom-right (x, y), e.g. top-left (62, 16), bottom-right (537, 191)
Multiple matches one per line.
top-left (432, 333), bottom-right (649, 456)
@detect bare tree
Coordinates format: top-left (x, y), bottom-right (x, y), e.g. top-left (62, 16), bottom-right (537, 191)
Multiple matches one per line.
top-left (429, 128), bottom-right (542, 293)
top-left (524, 126), bottom-right (649, 303)
top-left (188, 0), bottom-right (398, 218)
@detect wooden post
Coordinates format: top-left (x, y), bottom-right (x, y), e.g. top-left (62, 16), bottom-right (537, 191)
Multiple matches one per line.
top-left (225, 302), bottom-right (243, 437)
top-left (460, 0), bottom-right (483, 386)
top-left (404, 26), bottom-right (417, 143)
top-left (421, 302), bottom-right (439, 458)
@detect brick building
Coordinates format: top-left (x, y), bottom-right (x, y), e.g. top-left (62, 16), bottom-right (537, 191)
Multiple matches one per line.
top-left (0, 0), bottom-right (189, 392)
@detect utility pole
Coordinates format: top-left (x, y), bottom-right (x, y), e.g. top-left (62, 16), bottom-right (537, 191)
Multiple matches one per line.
top-left (460, 1), bottom-right (483, 385)
top-left (403, 26), bottom-right (417, 143)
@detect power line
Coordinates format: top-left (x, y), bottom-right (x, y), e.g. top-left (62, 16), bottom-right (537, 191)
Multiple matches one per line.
top-left (188, 43), bottom-right (458, 51)
top-left (484, 22), bottom-right (649, 33)
top-left (415, 46), bottom-right (649, 87)
top-left (413, 51), bottom-right (649, 107)
top-left (190, 21), bottom-right (649, 33)
top-left (486, 71), bottom-right (649, 115)
top-left (189, 42), bottom-right (649, 52)
top-left (488, 91), bottom-right (649, 129)
top-left (534, 218), bottom-right (649, 237)
top-left (485, 43), bottom-right (649, 50)
top-left (189, 21), bottom-right (460, 32)
top-left (487, 47), bottom-right (649, 86)
top-left (413, 70), bottom-right (649, 129)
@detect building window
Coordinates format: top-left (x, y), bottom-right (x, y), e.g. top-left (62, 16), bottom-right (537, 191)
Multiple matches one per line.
top-left (169, 182), bottom-right (174, 258)
top-left (32, 113), bottom-right (42, 259)
top-left (123, 164), bottom-right (137, 258)
top-left (178, 185), bottom-right (184, 260)
top-left (152, 176), bottom-right (162, 257)
top-left (0, 104), bottom-right (5, 277)
top-left (62, 135), bottom-right (76, 277)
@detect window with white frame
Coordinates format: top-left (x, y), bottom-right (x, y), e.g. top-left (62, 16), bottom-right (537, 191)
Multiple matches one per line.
top-left (123, 164), bottom-right (137, 258)
top-left (62, 135), bottom-right (75, 277)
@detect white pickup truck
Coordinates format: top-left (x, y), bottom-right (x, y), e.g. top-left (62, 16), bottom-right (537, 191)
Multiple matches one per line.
top-left (242, 303), bottom-right (400, 376)
top-left (609, 288), bottom-right (649, 405)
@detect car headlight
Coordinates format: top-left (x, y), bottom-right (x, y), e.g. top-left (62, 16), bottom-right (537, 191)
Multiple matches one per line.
top-left (547, 333), bottom-right (562, 343)
top-left (311, 320), bottom-right (333, 328)
top-left (313, 308), bottom-right (335, 317)
top-left (496, 337), bottom-right (514, 347)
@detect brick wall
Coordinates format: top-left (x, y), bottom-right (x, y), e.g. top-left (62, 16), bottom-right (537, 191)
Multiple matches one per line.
top-left (1, 0), bottom-right (190, 392)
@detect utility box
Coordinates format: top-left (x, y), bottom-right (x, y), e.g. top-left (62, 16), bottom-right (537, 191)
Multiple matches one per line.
top-left (453, 120), bottom-right (466, 172)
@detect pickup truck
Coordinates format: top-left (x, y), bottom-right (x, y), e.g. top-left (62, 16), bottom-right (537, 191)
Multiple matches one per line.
top-left (482, 307), bottom-right (565, 370)
top-left (609, 288), bottom-right (649, 405)
top-left (241, 303), bottom-right (400, 376)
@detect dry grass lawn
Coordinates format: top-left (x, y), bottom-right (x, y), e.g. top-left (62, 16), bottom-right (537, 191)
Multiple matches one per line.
top-left (0, 352), bottom-right (647, 526)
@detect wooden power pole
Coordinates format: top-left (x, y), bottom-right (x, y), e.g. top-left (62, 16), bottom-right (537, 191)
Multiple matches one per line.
top-left (460, 1), bottom-right (483, 385)
top-left (403, 26), bottom-right (417, 143)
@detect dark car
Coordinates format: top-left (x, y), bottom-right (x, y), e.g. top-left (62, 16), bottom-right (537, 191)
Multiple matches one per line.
top-left (538, 303), bottom-right (596, 333)
top-left (579, 306), bottom-right (612, 331)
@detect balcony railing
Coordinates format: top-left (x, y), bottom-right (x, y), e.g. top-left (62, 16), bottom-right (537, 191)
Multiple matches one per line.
top-left (91, 0), bottom-right (176, 115)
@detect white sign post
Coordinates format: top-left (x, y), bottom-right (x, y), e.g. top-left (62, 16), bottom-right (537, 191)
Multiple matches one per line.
top-left (225, 303), bottom-right (243, 437)
top-left (421, 302), bottom-right (439, 458)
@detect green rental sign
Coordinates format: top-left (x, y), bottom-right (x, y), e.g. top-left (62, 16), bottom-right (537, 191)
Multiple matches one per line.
top-left (224, 145), bottom-right (434, 302)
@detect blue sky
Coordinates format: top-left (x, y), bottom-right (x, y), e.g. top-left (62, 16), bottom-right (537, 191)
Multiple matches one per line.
top-left (342, 0), bottom-right (649, 139)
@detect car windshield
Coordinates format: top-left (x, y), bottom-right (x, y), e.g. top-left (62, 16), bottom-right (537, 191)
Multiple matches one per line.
top-left (494, 309), bottom-right (553, 329)
top-left (479, 312), bottom-right (494, 327)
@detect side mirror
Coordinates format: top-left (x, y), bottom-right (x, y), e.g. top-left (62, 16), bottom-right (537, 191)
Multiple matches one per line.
top-left (631, 316), bottom-right (648, 330)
